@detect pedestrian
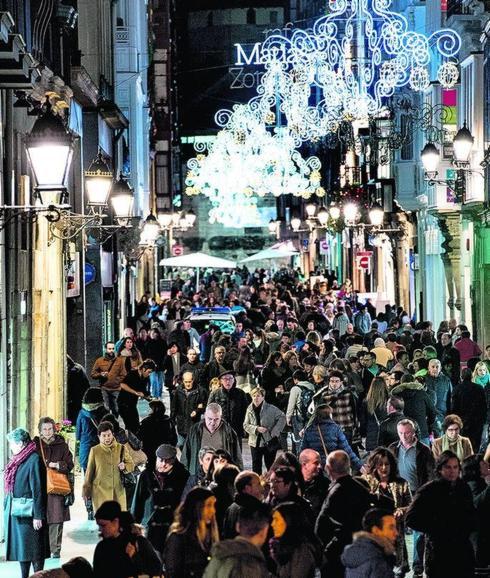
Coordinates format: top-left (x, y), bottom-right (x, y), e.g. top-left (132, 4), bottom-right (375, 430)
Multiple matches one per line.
top-left (299, 449), bottom-right (330, 518)
top-left (204, 502), bottom-right (271, 578)
top-left (181, 403), bottom-right (243, 475)
top-left (315, 450), bottom-right (372, 578)
top-left (300, 404), bottom-right (363, 471)
top-left (360, 376), bottom-right (389, 451)
top-left (183, 446), bottom-right (216, 494)
top-left (163, 341), bottom-right (184, 392)
top-left (243, 386), bottom-right (286, 474)
top-left (145, 327), bottom-right (167, 398)
top-left (171, 370), bottom-right (208, 448)
top-left (286, 368), bottom-right (316, 454)
top-left (118, 359), bottom-right (156, 433)
top-left (200, 345), bottom-right (227, 388)
top-left (164, 487), bottom-right (219, 578)
top-left (341, 508), bottom-right (398, 578)
top-left (208, 369), bottom-right (249, 441)
top-left (4, 428), bottom-right (48, 578)
top-left (266, 467), bottom-right (315, 525)
top-left (66, 355), bottom-right (91, 424)
top-left (108, 337), bottom-right (144, 391)
top-left (222, 470), bottom-right (264, 539)
top-left (30, 556), bottom-right (94, 578)
top-left (93, 501), bottom-right (162, 578)
top-left (131, 444), bottom-right (189, 555)
top-left (432, 414), bottom-right (473, 461)
top-left (137, 399), bottom-right (177, 470)
top-left (425, 359), bottom-right (452, 436)
top-left (378, 396), bottom-right (406, 447)
top-left (82, 421), bottom-right (134, 511)
top-left (452, 367), bottom-right (488, 452)
top-left (211, 464), bottom-right (240, 533)
top-left (454, 330), bottom-right (482, 369)
top-left (90, 341), bottom-right (117, 394)
top-left (269, 502), bottom-right (323, 578)
top-left (406, 450), bottom-right (477, 578)
top-left (361, 447), bottom-right (411, 576)
top-left (35, 417), bottom-right (74, 559)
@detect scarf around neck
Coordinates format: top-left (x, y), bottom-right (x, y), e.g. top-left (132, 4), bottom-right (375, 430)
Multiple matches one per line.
top-left (4, 441), bottom-right (37, 494)
top-left (441, 434), bottom-right (464, 460)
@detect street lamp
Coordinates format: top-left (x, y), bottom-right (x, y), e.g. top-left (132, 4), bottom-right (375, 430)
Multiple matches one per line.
top-left (420, 142), bottom-right (440, 177)
top-left (26, 103), bottom-right (74, 200)
top-left (452, 123), bottom-right (473, 165)
top-left (157, 210), bottom-right (173, 229)
top-left (85, 151), bottom-right (113, 208)
top-left (329, 202), bottom-right (341, 221)
top-left (110, 174), bottom-right (134, 225)
top-left (185, 209), bottom-right (197, 228)
top-left (317, 207), bottom-right (329, 226)
top-left (291, 216), bottom-right (302, 232)
top-left (369, 202), bottom-right (384, 227)
top-left (141, 211), bottom-right (161, 244)
top-left (343, 202), bottom-right (359, 223)
top-left (305, 201), bottom-right (317, 219)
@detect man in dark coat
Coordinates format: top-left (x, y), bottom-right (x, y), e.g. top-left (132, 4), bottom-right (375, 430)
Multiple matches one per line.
top-left (181, 403), bottom-right (243, 474)
top-left (378, 396), bottom-right (406, 447)
top-left (171, 371), bottom-right (208, 448)
top-left (452, 368), bottom-right (487, 452)
top-left (300, 448), bottom-right (330, 518)
top-left (167, 321), bottom-right (191, 353)
top-left (200, 345), bottom-right (227, 388)
top-left (137, 400), bottom-right (177, 470)
top-left (436, 332), bottom-right (460, 384)
top-left (35, 418), bottom-right (74, 558)
top-left (222, 471), bottom-right (264, 539)
top-left (131, 444), bottom-right (189, 554)
top-left (208, 370), bottom-right (249, 439)
top-left (315, 450), bottom-right (372, 578)
top-left (406, 451), bottom-right (476, 578)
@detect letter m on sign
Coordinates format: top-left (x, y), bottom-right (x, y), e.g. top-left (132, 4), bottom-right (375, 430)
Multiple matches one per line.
top-left (234, 43), bottom-right (262, 66)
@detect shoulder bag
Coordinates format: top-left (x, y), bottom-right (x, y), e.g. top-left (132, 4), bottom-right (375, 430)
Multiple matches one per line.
top-left (39, 440), bottom-right (72, 496)
top-left (119, 445), bottom-right (138, 490)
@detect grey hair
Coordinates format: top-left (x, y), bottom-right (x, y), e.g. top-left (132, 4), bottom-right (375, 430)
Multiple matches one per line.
top-left (206, 402), bottom-right (222, 415)
top-left (7, 428), bottom-right (31, 445)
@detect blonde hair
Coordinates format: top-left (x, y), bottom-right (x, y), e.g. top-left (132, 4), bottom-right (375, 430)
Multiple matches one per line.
top-left (473, 361), bottom-right (488, 380)
top-left (312, 365), bottom-right (327, 380)
top-left (306, 330), bottom-right (322, 346)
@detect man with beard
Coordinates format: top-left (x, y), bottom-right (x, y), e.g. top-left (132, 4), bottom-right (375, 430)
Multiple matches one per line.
top-left (90, 342), bottom-right (118, 414)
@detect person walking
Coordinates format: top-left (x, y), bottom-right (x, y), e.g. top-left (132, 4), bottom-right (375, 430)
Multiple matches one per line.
top-left (35, 417), bottom-right (74, 559)
top-left (208, 369), bottom-right (249, 442)
top-left (82, 421), bottom-right (134, 511)
top-left (117, 360), bottom-right (156, 433)
top-left (4, 428), bottom-right (48, 578)
top-left (243, 386), bottom-right (286, 474)
top-left (171, 371), bottom-right (208, 448)
top-left (164, 487), bottom-right (220, 578)
top-left (431, 414), bottom-right (473, 462)
top-left (137, 399), bottom-right (177, 470)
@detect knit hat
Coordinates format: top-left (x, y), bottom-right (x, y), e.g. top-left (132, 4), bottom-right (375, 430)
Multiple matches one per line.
top-left (156, 444), bottom-right (177, 460)
top-left (94, 500), bottom-right (121, 521)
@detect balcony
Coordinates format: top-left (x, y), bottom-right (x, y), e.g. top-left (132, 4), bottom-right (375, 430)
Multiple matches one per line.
top-left (446, 0), bottom-right (471, 18)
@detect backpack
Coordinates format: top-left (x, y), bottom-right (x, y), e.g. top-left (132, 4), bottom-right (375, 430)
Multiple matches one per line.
top-left (298, 385), bottom-right (314, 423)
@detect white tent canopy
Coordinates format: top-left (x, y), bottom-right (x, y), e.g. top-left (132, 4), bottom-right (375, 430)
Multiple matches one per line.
top-left (160, 252), bottom-right (237, 269)
top-left (240, 241), bottom-right (299, 263)
top-left (160, 251), bottom-right (237, 288)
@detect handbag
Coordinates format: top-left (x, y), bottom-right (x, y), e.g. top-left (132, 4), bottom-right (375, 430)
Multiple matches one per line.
top-left (39, 441), bottom-right (71, 496)
top-left (11, 496), bottom-right (34, 517)
top-left (120, 446), bottom-right (138, 490)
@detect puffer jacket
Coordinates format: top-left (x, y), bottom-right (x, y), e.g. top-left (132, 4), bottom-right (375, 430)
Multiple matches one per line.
top-left (243, 401), bottom-right (286, 447)
top-left (390, 381), bottom-right (436, 439)
top-left (203, 537), bottom-right (269, 578)
top-left (300, 417), bottom-right (363, 471)
top-left (341, 532), bottom-right (396, 578)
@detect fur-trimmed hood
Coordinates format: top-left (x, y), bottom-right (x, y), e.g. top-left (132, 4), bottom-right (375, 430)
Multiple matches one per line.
top-left (390, 381), bottom-right (425, 396)
top-left (341, 531), bottom-right (396, 575)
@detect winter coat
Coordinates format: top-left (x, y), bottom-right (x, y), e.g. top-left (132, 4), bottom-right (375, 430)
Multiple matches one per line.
top-left (106, 351), bottom-right (143, 390)
top-left (260, 363), bottom-right (290, 405)
top-left (90, 354), bottom-right (116, 386)
top-left (315, 475), bottom-right (372, 578)
top-left (131, 461), bottom-right (189, 551)
top-left (208, 386), bottom-right (249, 437)
top-left (222, 493), bottom-right (262, 540)
top-left (75, 404), bottom-right (107, 471)
top-left (313, 385), bottom-right (358, 430)
top-left (341, 532), bottom-right (396, 578)
top-left (137, 412), bottom-right (177, 468)
top-left (390, 381), bottom-right (436, 438)
top-left (452, 379), bottom-right (487, 450)
top-left (34, 435), bottom-right (74, 524)
top-left (377, 411), bottom-right (405, 447)
top-left (4, 452), bottom-right (48, 562)
top-left (181, 421), bottom-right (243, 475)
top-left (304, 472), bottom-right (330, 519)
top-left (431, 435), bottom-right (473, 461)
top-left (388, 441), bottom-right (435, 490)
top-left (171, 385), bottom-right (208, 435)
top-left (300, 417), bottom-right (363, 471)
top-left (406, 478), bottom-right (476, 578)
top-left (455, 338), bottom-right (482, 365)
top-left (82, 441), bottom-right (134, 511)
top-left (243, 401), bottom-right (286, 447)
top-left (468, 479), bottom-right (490, 568)
top-left (200, 359), bottom-right (225, 388)
top-left (203, 537), bottom-right (269, 578)
top-left (270, 539), bottom-right (319, 578)
top-left (145, 336), bottom-right (167, 371)
top-left (424, 373), bottom-right (452, 424)
top-left (359, 401), bottom-right (388, 451)
top-left (164, 530), bottom-right (211, 578)
top-left (286, 380), bottom-right (315, 423)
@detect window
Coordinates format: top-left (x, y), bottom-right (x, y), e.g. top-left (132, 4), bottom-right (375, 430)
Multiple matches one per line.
top-left (270, 10), bottom-right (278, 24)
top-left (246, 8), bottom-right (256, 25)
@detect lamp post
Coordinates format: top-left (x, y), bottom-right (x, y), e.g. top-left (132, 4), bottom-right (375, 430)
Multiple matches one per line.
top-left (27, 104), bottom-right (75, 426)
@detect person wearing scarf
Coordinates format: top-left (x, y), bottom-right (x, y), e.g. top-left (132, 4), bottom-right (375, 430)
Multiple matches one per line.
top-left (432, 414), bottom-right (474, 462)
top-left (4, 428), bottom-right (48, 578)
top-left (472, 361), bottom-right (490, 388)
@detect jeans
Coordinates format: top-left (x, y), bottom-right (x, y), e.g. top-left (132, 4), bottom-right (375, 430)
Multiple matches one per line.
top-left (149, 370), bottom-right (164, 398)
top-left (102, 388), bottom-right (119, 417)
top-left (412, 530), bottom-right (425, 574)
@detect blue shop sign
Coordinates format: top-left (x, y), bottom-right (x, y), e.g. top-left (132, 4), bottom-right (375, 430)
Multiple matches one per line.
top-left (85, 263), bottom-right (96, 285)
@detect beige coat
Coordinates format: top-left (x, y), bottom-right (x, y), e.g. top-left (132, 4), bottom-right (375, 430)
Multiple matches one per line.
top-left (82, 441), bottom-right (134, 511)
top-left (432, 435), bottom-right (473, 462)
top-left (105, 352), bottom-right (143, 390)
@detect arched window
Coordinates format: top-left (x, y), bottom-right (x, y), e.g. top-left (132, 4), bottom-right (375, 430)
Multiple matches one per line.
top-left (246, 8), bottom-right (256, 25)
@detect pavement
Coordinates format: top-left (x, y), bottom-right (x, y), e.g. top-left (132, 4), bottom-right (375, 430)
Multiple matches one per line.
top-left (0, 395), bottom-right (418, 576)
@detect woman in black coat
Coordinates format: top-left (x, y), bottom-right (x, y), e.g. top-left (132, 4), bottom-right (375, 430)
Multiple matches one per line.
top-left (406, 450), bottom-right (477, 578)
top-left (137, 400), bottom-right (177, 470)
top-left (4, 428), bottom-right (48, 578)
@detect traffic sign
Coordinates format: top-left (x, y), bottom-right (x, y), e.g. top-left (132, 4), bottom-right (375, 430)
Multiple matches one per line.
top-left (358, 256), bottom-right (370, 269)
top-left (172, 244), bottom-right (184, 256)
top-left (319, 240), bottom-right (329, 255)
top-left (301, 239), bottom-right (309, 252)
top-left (84, 262), bottom-right (96, 285)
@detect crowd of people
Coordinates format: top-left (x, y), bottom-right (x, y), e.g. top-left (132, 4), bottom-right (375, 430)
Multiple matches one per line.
top-left (3, 267), bottom-right (490, 578)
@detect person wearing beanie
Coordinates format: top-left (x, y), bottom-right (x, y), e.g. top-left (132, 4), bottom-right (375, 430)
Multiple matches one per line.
top-left (371, 338), bottom-right (394, 370)
top-left (131, 444), bottom-right (189, 554)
